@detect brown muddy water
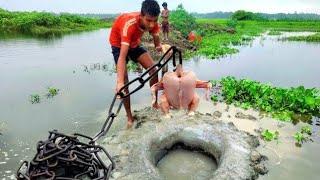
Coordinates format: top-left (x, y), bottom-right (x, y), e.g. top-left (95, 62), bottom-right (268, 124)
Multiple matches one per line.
top-left (157, 149), bottom-right (217, 180)
top-left (0, 29), bottom-right (319, 179)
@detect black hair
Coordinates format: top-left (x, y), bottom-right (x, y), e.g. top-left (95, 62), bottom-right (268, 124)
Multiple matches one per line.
top-left (162, 2), bottom-right (167, 7)
top-left (141, 0), bottom-right (160, 17)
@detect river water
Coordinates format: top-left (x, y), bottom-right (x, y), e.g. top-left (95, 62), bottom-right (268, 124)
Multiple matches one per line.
top-left (0, 29), bottom-right (319, 179)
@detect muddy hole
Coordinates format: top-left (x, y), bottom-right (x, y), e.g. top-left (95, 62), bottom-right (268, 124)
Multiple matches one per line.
top-left (156, 143), bottom-right (218, 180)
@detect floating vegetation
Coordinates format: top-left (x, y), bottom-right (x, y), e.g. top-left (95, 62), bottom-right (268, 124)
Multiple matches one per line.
top-left (46, 87), bottom-right (60, 98)
top-left (211, 76), bottom-right (320, 122)
top-left (294, 125), bottom-right (313, 147)
top-left (127, 61), bottom-right (143, 73)
top-left (82, 62), bottom-right (142, 74)
top-left (82, 62), bottom-right (116, 74)
top-left (195, 19), bottom-right (320, 59)
top-left (301, 125), bottom-right (312, 135)
top-left (196, 21), bottom-right (262, 59)
top-left (29, 86), bottom-right (60, 103)
top-left (30, 94), bottom-right (40, 104)
top-left (261, 129), bottom-right (279, 142)
top-left (268, 31), bottom-right (282, 36)
top-left (285, 33), bottom-right (320, 42)
top-left (294, 132), bottom-right (307, 146)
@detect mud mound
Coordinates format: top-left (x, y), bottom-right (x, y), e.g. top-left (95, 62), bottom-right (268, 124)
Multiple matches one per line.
top-left (103, 108), bottom-right (267, 180)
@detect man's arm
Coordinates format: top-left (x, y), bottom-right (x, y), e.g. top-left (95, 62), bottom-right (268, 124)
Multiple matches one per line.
top-left (196, 80), bottom-right (212, 100)
top-left (196, 80), bottom-right (211, 88)
top-left (152, 33), bottom-right (162, 52)
top-left (116, 44), bottom-right (129, 93)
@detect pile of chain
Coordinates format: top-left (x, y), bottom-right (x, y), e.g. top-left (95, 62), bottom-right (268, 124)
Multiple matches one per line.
top-left (16, 130), bottom-right (114, 179)
top-left (16, 46), bottom-right (182, 180)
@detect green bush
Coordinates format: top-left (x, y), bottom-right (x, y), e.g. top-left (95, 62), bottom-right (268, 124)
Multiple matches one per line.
top-left (169, 4), bottom-right (197, 37)
top-left (232, 10), bottom-right (265, 21)
top-left (0, 9), bottom-right (108, 37)
top-left (226, 19), bottom-right (238, 29)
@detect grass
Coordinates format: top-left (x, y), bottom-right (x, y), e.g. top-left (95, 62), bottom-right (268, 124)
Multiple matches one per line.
top-left (195, 20), bottom-right (263, 59)
top-left (268, 31), bottom-right (282, 35)
top-left (0, 8), bottom-right (111, 38)
top-left (285, 33), bottom-right (320, 42)
top-left (194, 19), bottom-right (320, 59)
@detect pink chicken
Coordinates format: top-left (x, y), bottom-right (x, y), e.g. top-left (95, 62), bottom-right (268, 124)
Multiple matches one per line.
top-left (151, 64), bottom-right (211, 117)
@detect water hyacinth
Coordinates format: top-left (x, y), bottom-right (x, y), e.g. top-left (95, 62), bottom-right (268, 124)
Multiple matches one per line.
top-left (211, 76), bottom-right (320, 122)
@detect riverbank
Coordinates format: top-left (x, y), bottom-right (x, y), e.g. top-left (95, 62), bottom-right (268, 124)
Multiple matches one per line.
top-left (195, 19), bottom-right (320, 59)
top-left (103, 98), bottom-right (319, 179)
top-left (0, 8), bottom-right (111, 38)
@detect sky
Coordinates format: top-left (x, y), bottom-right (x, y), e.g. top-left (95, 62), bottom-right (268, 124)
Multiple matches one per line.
top-left (0, 0), bottom-right (319, 14)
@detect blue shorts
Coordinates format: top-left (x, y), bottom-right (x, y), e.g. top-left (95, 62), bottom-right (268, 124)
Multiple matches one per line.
top-left (111, 46), bottom-right (147, 64)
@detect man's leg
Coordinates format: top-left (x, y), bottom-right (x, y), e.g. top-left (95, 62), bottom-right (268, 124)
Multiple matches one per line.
top-left (160, 94), bottom-right (171, 118)
top-left (123, 71), bottom-right (134, 129)
top-left (137, 52), bottom-right (159, 108)
top-left (188, 93), bottom-right (200, 116)
top-left (111, 46), bottom-right (134, 128)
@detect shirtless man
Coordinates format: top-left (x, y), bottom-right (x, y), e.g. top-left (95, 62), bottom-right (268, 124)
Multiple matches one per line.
top-left (151, 64), bottom-right (212, 117)
top-left (161, 2), bottom-right (170, 41)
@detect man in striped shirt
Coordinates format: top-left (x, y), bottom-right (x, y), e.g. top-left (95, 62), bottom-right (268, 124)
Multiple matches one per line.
top-left (109, 0), bottom-right (163, 128)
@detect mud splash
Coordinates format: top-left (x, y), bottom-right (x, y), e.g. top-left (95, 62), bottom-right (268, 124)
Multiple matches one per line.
top-left (102, 107), bottom-right (267, 180)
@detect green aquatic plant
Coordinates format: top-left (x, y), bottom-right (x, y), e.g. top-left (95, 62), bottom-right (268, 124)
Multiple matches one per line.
top-left (293, 125), bottom-right (313, 147)
top-left (212, 76), bottom-right (320, 122)
top-left (194, 19), bottom-right (320, 59)
top-left (196, 20), bottom-right (262, 59)
top-left (47, 87), bottom-right (60, 98)
top-left (301, 125), bottom-right (312, 135)
top-left (126, 61), bottom-right (143, 73)
top-left (30, 94), bottom-right (40, 104)
top-left (286, 33), bottom-right (320, 42)
top-left (294, 132), bottom-right (306, 146)
top-left (268, 31), bottom-right (282, 35)
top-left (211, 95), bottom-right (218, 102)
top-left (261, 129), bottom-right (279, 142)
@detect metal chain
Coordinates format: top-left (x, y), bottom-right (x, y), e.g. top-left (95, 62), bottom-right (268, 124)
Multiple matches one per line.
top-left (16, 46), bottom-right (182, 180)
top-left (91, 46), bottom-right (182, 143)
top-left (17, 130), bottom-right (115, 179)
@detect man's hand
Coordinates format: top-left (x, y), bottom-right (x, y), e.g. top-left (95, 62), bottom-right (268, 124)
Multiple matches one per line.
top-left (161, 44), bottom-right (172, 57)
top-left (116, 82), bottom-right (124, 98)
top-left (156, 45), bottom-right (163, 53)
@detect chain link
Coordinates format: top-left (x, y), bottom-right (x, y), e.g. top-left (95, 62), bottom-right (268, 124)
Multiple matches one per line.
top-left (91, 46), bottom-right (182, 143)
top-left (16, 46), bottom-right (182, 180)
